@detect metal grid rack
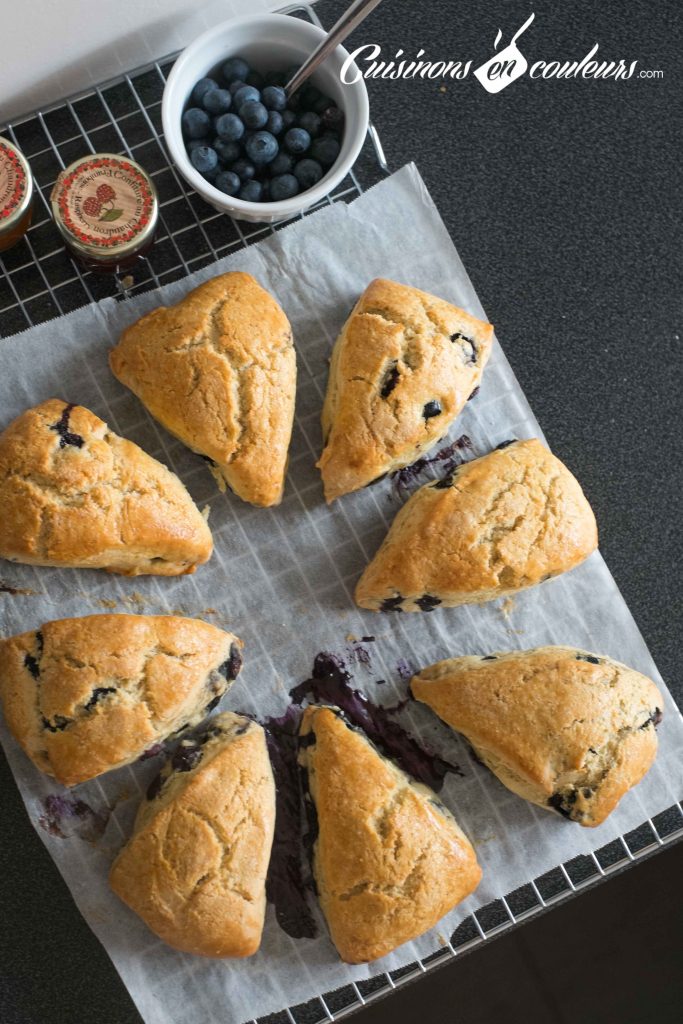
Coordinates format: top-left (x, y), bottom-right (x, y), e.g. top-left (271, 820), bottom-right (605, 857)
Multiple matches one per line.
top-left (1, 5), bottom-right (682, 1024)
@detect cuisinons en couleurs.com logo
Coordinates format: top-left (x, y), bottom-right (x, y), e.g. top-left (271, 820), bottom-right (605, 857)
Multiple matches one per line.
top-left (340, 12), bottom-right (663, 91)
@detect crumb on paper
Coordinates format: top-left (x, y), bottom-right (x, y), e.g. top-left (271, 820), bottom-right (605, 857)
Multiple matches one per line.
top-left (0, 580), bottom-right (35, 596)
top-left (439, 85), bottom-right (447, 93)
top-left (346, 633), bottom-right (357, 643)
top-left (437, 932), bottom-right (447, 946)
top-left (500, 596), bottom-right (516, 617)
top-left (122, 591), bottom-right (147, 609)
top-left (96, 598), bottom-right (117, 609)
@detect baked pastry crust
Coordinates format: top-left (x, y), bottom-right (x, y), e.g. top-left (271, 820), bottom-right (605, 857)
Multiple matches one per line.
top-left (317, 278), bottom-right (493, 502)
top-left (110, 272), bottom-right (296, 507)
top-left (0, 399), bottom-right (212, 575)
top-left (412, 646), bottom-right (663, 827)
top-left (110, 712), bottom-right (275, 957)
top-left (0, 614), bottom-right (242, 786)
top-left (355, 438), bottom-right (598, 611)
top-left (299, 705), bottom-right (481, 963)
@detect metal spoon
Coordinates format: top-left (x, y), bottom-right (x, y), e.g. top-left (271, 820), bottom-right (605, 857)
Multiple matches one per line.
top-left (284, 0), bottom-right (385, 97)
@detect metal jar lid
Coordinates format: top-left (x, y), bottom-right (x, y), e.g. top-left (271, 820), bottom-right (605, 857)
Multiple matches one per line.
top-left (50, 153), bottom-right (158, 262)
top-left (0, 136), bottom-right (33, 238)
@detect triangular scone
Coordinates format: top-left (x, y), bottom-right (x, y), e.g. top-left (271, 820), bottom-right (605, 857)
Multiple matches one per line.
top-left (412, 647), bottom-right (663, 827)
top-left (355, 438), bottom-right (597, 612)
top-left (0, 614), bottom-right (243, 786)
top-left (110, 713), bottom-right (275, 957)
top-left (299, 705), bottom-right (481, 963)
top-left (110, 272), bottom-right (296, 507)
top-left (0, 400), bottom-right (212, 575)
top-left (317, 278), bottom-right (493, 502)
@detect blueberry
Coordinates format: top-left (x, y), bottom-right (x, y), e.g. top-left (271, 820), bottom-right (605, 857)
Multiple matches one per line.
top-left (284, 127), bottom-right (311, 154)
top-left (190, 145), bottom-right (218, 175)
top-left (231, 158), bottom-right (255, 182)
top-left (310, 135), bottom-right (340, 167)
top-left (246, 70), bottom-right (264, 89)
top-left (265, 69), bottom-right (287, 86)
top-left (245, 130), bottom-right (278, 165)
top-left (321, 105), bottom-right (345, 132)
top-left (298, 111), bottom-right (321, 137)
top-left (380, 363), bottom-right (400, 398)
top-left (214, 170), bottom-right (241, 196)
top-left (239, 100), bottom-right (268, 129)
top-left (312, 93), bottom-right (334, 114)
top-left (172, 742), bottom-right (203, 773)
top-left (260, 179), bottom-right (271, 201)
top-left (239, 179), bottom-right (263, 202)
top-left (228, 79), bottom-right (247, 96)
top-left (301, 85), bottom-right (323, 110)
top-left (269, 150), bottom-right (294, 176)
top-left (270, 173), bottom-right (300, 201)
top-left (233, 85), bottom-right (260, 109)
top-left (187, 138), bottom-right (208, 152)
top-left (282, 109), bottom-right (297, 129)
top-left (294, 158), bottom-right (323, 189)
top-left (222, 57), bottom-right (250, 84)
top-left (416, 594), bottom-right (442, 612)
top-left (182, 107), bottom-right (211, 139)
top-left (266, 110), bottom-right (284, 135)
top-left (213, 137), bottom-right (241, 164)
top-left (202, 88), bottom-right (232, 115)
top-left (192, 77), bottom-right (218, 105)
top-left (262, 85), bottom-right (287, 111)
top-left (380, 595), bottom-right (404, 612)
top-left (423, 400), bottom-right (442, 419)
top-left (215, 112), bottom-right (245, 141)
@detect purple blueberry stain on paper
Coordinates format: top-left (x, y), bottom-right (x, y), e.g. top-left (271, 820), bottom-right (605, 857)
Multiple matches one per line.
top-left (38, 793), bottom-right (108, 842)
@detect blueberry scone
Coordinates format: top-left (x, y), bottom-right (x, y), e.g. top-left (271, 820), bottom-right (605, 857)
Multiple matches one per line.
top-left (0, 614), bottom-right (242, 786)
top-left (110, 272), bottom-right (296, 508)
top-left (317, 278), bottom-right (493, 503)
top-left (299, 705), bottom-right (481, 963)
top-left (412, 647), bottom-right (663, 827)
top-left (355, 438), bottom-right (598, 612)
top-left (110, 713), bottom-right (275, 957)
top-left (0, 400), bottom-right (212, 575)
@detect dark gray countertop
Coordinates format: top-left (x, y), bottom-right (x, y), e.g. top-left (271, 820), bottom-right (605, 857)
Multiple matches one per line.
top-left (1, 0), bottom-right (681, 1021)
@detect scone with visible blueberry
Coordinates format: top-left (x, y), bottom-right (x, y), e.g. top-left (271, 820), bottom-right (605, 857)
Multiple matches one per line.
top-left (0, 614), bottom-right (242, 786)
top-left (355, 438), bottom-right (598, 612)
top-left (317, 278), bottom-right (493, 502)
top-left (110, 713), bottom-right (275, 958)
top-left (0, 400), bottom-right (212, 575)
top-left (412, 646), bottom-right (663, 826)
top-left (110, 272), bottom-right (296, 508)
top-left (299, 705), bottom-right (481, 963)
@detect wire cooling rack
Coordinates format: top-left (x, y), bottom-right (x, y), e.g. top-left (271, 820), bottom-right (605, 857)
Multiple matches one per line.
top-left (1, 5), bottom-right (682, 1024)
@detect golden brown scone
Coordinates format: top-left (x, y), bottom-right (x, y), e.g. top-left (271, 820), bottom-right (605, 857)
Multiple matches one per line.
top-left (412, 646), bottom-right (663, 827)
top-left (355, 438), bottom-right (598, 612)
top-left (0, 400), bottom-right (212, 575)
top-left (317, 278), bottom-right (493, 502)
top-left (299, 706), bottom-right (481, 963)
top-left (0, 614), bottom-right (242, 786)
top-left (110, 272), bottom-right (296, 507)
top-left (110, 712), bottom-right (275, 957)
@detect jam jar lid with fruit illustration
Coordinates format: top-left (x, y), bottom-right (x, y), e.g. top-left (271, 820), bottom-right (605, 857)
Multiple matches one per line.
top-left (0, 137), bottom-right (34, 253)
top-left (50, 153), bottom-right (158, 268)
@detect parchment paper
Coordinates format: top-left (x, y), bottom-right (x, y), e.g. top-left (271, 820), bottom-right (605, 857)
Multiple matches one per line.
top-left (1, 164), bottom-right (682, 1024)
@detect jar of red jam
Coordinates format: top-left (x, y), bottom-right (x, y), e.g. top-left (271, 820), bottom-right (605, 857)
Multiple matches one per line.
top-left (50, 153), bottom-right (158, 272)
top-left (0, 137), bottom-right (34, 253)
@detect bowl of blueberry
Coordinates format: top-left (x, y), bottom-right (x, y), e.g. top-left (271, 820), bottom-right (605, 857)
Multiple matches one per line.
top-left (162, 13), bottom-right (369, 224)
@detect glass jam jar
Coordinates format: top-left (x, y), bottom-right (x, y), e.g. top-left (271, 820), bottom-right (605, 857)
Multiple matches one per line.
top-left (50, 153), bottom-right (158, 272)
top-left (0, 137), bottom-right (34, 253)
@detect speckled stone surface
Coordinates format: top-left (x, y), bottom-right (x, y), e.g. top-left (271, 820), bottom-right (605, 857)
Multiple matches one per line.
top-left (0, 1), bottom-right (680, 1021)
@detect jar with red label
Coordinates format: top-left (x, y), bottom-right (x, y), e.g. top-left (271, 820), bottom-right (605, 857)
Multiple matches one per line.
top-left (0, 137), bottom-right (34, 253)
top-left (50, 153), bottom-right (158, 272)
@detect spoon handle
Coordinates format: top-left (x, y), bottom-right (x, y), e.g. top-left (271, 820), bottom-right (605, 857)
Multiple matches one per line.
top-left (285, 0), bottom-right (385, 97)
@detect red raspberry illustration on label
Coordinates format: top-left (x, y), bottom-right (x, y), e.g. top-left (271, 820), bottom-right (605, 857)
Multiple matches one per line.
top-left (83, 183), bottom-right (123, 223)
top-left (82, 196), bottom-right (102, 217)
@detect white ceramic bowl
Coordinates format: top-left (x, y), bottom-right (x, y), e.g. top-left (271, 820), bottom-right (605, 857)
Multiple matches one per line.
top-left (162, 13), bottom-right (369, 224)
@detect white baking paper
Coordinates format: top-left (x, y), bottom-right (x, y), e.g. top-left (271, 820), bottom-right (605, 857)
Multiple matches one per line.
top-left (1, 164), bottom-right (682, 1024)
